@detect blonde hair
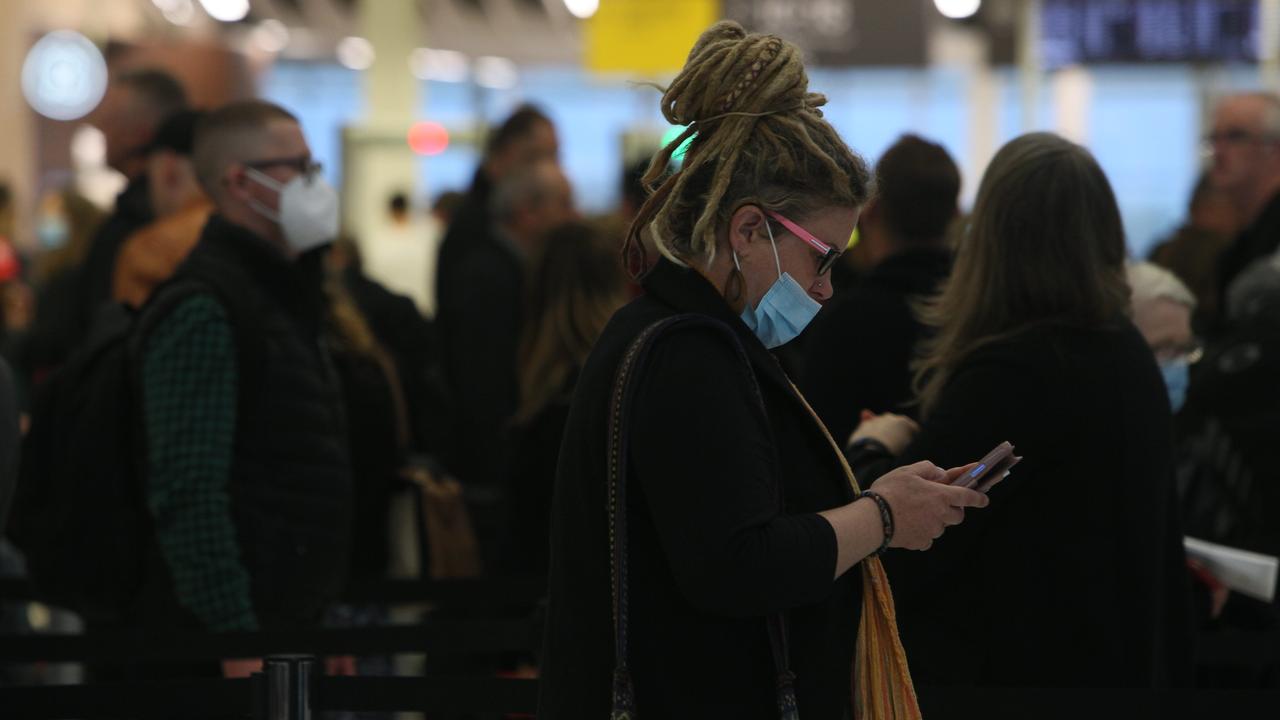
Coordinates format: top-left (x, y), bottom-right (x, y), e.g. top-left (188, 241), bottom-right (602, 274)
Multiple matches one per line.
top-left (323, 263), bottom-right (412, 450)
top-left (625, 21), bottom-right (871, 274)
top-left (516, 220), bottom-right (627, 424)
top-left (913, 133), bottom-right (1130, 415)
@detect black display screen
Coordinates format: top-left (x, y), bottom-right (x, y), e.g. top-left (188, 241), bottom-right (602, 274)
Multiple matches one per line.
top-left (1041, 0), bottom-right (1258, 68)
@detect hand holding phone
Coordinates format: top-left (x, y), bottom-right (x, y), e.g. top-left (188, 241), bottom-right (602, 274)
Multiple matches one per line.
top-left (952, 441), bottom-right (1021, 493)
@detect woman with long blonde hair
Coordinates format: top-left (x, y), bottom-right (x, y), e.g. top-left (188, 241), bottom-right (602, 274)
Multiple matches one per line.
top-left (502, 220), bottom-right (627, 575)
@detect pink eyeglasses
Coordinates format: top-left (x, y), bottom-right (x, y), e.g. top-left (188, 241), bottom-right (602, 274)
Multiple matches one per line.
top-left (764, 211), bottom-right (853, 276)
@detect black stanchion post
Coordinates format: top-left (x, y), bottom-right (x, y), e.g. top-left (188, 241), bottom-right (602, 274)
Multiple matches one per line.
top-left (262, 655), bottom-right (315, 720)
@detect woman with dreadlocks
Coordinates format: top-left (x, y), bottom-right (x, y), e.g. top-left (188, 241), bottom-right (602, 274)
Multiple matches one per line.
top-left (538, 22), bottom-right (988, 719)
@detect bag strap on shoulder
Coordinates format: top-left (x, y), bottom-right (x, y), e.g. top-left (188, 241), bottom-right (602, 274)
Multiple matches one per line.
top-left (607, 314), bottom-right (798, 720)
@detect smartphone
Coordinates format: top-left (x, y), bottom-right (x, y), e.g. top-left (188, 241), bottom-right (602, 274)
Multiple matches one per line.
top-left (953, 441), bottom-right (1022, 493)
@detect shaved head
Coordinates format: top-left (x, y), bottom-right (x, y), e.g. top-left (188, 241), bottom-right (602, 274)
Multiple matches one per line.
top-left (193, 101), bottom-right (299, 200)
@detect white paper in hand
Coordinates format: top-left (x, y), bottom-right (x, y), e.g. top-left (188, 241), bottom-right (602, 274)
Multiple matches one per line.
top-left (1184, 537), bottom-right (1279, 603)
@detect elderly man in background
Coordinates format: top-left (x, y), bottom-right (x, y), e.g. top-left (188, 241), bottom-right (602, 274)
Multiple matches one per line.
top-left (1207, 93), bottom-right (1280, 317)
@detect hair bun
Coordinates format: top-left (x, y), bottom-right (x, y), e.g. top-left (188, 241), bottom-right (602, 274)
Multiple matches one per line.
top-left (687, 20), bottom-right (747, 62)
top-left (661, 21), bottom-right (809, 128)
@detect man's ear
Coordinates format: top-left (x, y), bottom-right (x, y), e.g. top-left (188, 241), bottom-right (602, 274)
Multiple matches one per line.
top-left (727, 204), bottom-right (766, 258)
top-left (223, 163), bottom-right (251, 203)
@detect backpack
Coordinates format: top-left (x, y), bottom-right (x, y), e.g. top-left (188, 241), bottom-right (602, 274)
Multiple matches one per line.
top-left (8, 284), bottom-right (217, 621)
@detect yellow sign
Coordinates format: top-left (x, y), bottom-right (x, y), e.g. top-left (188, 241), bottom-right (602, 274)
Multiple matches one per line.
top-left (585, 0), bottom-right (721, 75)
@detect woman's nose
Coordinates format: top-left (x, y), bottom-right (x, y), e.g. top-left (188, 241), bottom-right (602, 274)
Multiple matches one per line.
top-left (812, 276), bottom-right (833, 302)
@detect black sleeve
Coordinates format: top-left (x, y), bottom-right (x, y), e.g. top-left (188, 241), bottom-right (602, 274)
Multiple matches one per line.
top-left (629, 328), bottom-right (839, 618)
top-left (869, 351), bottom-right (1033, 596)
top-left (801, 301), bottom-right (863, 446)
top-left (801, 293), bottom-right (914, 446)
top-left (441, 248), bottom-right (522, 485)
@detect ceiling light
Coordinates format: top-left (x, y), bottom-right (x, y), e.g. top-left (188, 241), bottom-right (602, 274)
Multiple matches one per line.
top-left (22, 30), bottom-right (109, 121)
top-left (337, 36), bottom-right (375, 71)
top-left (409, 48), bottom-right (469, 83)
top-left (252, 19), bottom-right (290, 53)
top-left (199, 0), bottom-right (251, 23)
top-left (158, 0), bottom-right (197, 26)
top-left (934, 0), bottom-right (981, 20)
top-left (474, 56), bottom-right (518, 90)
top-left (564, 0), bottom-right (599, 20)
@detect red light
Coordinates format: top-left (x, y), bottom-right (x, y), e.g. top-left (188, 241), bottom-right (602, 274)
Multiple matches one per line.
top-left (408, 121), bottom-right (449, 156)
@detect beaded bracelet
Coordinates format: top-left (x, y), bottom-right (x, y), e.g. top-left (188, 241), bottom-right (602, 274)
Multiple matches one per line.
top-left (859, 490), bottom-right (894, 557)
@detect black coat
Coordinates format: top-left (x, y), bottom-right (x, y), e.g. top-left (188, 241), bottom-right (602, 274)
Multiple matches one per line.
top-left (499, 381), bottom-right (573, 578)
top-left (433, 170), bottom-right (523, 487)
top-left (802, 246), bottom-right (951, 444)
top-left (27, 178), bottom-right (153, 376)
top-left (864, 321), bottom-right (1194, 688)
top-left (539, 259), bottom-right (863, 719)
top-left (82, 177), bottom-right (154, 331)
top-left (343, 267), bottom-right (444, 456)
top-left (1217, 190), bottom-right (1280, 330)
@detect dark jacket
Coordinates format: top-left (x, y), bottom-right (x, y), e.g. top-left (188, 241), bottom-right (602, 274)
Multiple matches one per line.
top-left (343, 266), bottom-right (445, 456)
top-left (82, 177), bottom-right (154, 333)
top-left (539, 259), bottom-right (863, 719)
top-left (802, 246), bottom-right (951, 444)
top-left (27, 178), bottom-right (153, 376)
top-left (149, 216), bottom-right (353, 628)
top-left (1217, 190), bottom-right (1280, 329)
top-left (864, 321), bottom-right (1194, 688)
top-left (499, 376), bottom-right (574, 577)
top-left (433, 169), bottom-right (523, 487)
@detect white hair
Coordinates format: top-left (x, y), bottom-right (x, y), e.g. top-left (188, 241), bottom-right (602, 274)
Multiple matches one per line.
top-left (1127, 261), bottom-right (1196, 310)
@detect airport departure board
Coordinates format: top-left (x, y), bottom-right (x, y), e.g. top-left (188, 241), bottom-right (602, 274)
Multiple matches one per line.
top-left (1041, 0), bottom-right (1258, 68)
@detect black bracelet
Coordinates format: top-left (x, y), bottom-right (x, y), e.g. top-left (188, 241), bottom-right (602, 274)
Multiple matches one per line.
top-left (859, 490), bottom-right (894, 557)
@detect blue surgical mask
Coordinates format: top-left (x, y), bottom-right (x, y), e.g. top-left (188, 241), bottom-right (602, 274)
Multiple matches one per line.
top-left (1160, 358), bottom-right (1190, 414)
top-left (735, 221), bottom-right (822, 349)
top-left (37, 216), bottom-right (68, 250)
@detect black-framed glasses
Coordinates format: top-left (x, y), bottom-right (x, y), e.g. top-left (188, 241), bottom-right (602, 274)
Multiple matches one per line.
top-left (1203, 129), bottom-right (1280, 147)
top-left (245, 155), bottom-right (323, 178)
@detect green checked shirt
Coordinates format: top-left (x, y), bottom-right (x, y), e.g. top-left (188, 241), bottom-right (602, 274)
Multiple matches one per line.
top-left (142, 293), bottom-right (258, 633)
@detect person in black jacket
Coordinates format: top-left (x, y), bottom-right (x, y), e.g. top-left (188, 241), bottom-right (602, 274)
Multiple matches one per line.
top-left (135, 101), bottom-right (351, 679)
top-left (28, 71), bottom-right (187, 377)
top-left (501, 221), bottom-right (627, 577)
top-left (433, 105), bottom-right (559, 492)
top-left (539, 22), bottom-right (989, 719)
top-left (802, 134), bottom-right (959, 445)
top-left (851, 132), bottom-right (1194, 689)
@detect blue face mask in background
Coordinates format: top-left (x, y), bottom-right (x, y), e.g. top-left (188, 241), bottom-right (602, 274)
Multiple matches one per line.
top-left (1160, 358), bottom-right (1190, 414)
top-left (736, 221), bottom-right (821, 349)
top-left (37, 216), bottom-right (69, 250)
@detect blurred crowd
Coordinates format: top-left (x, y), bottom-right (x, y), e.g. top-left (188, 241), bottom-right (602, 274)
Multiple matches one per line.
top-left (0, 54), bottom-right (1279, 701)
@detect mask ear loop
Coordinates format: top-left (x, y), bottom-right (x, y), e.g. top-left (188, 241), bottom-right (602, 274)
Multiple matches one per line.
top-left (242, 167), bottom-right (284, 223)
top-left (763, 219), bottom-right (783, 278)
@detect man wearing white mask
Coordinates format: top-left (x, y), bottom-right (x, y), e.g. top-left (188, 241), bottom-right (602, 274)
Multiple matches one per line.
top-left (136, 101), bottom-right (351, 679)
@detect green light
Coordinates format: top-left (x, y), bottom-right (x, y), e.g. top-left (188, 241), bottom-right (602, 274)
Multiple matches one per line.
top-left (660, 124), bottom-right (694, 167)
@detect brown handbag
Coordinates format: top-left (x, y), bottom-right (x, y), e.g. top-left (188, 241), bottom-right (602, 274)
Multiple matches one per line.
top-left (406, 467), bottom-right (484, 580)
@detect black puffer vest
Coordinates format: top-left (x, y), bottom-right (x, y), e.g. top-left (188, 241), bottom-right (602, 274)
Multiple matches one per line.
top-left (164, 215), bottom-right (352, 628)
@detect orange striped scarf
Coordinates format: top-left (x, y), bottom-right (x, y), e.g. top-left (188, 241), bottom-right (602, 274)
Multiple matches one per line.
top-left (792, 385), bottom-right (923, 720)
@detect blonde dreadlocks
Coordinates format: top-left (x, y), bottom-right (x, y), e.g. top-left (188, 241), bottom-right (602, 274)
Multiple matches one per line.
top-left (625, 20), bottom-right (872, 274)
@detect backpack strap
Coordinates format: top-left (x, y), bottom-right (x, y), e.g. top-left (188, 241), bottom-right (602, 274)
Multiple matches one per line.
top-left (608, 314), bottom-right (798, 720)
